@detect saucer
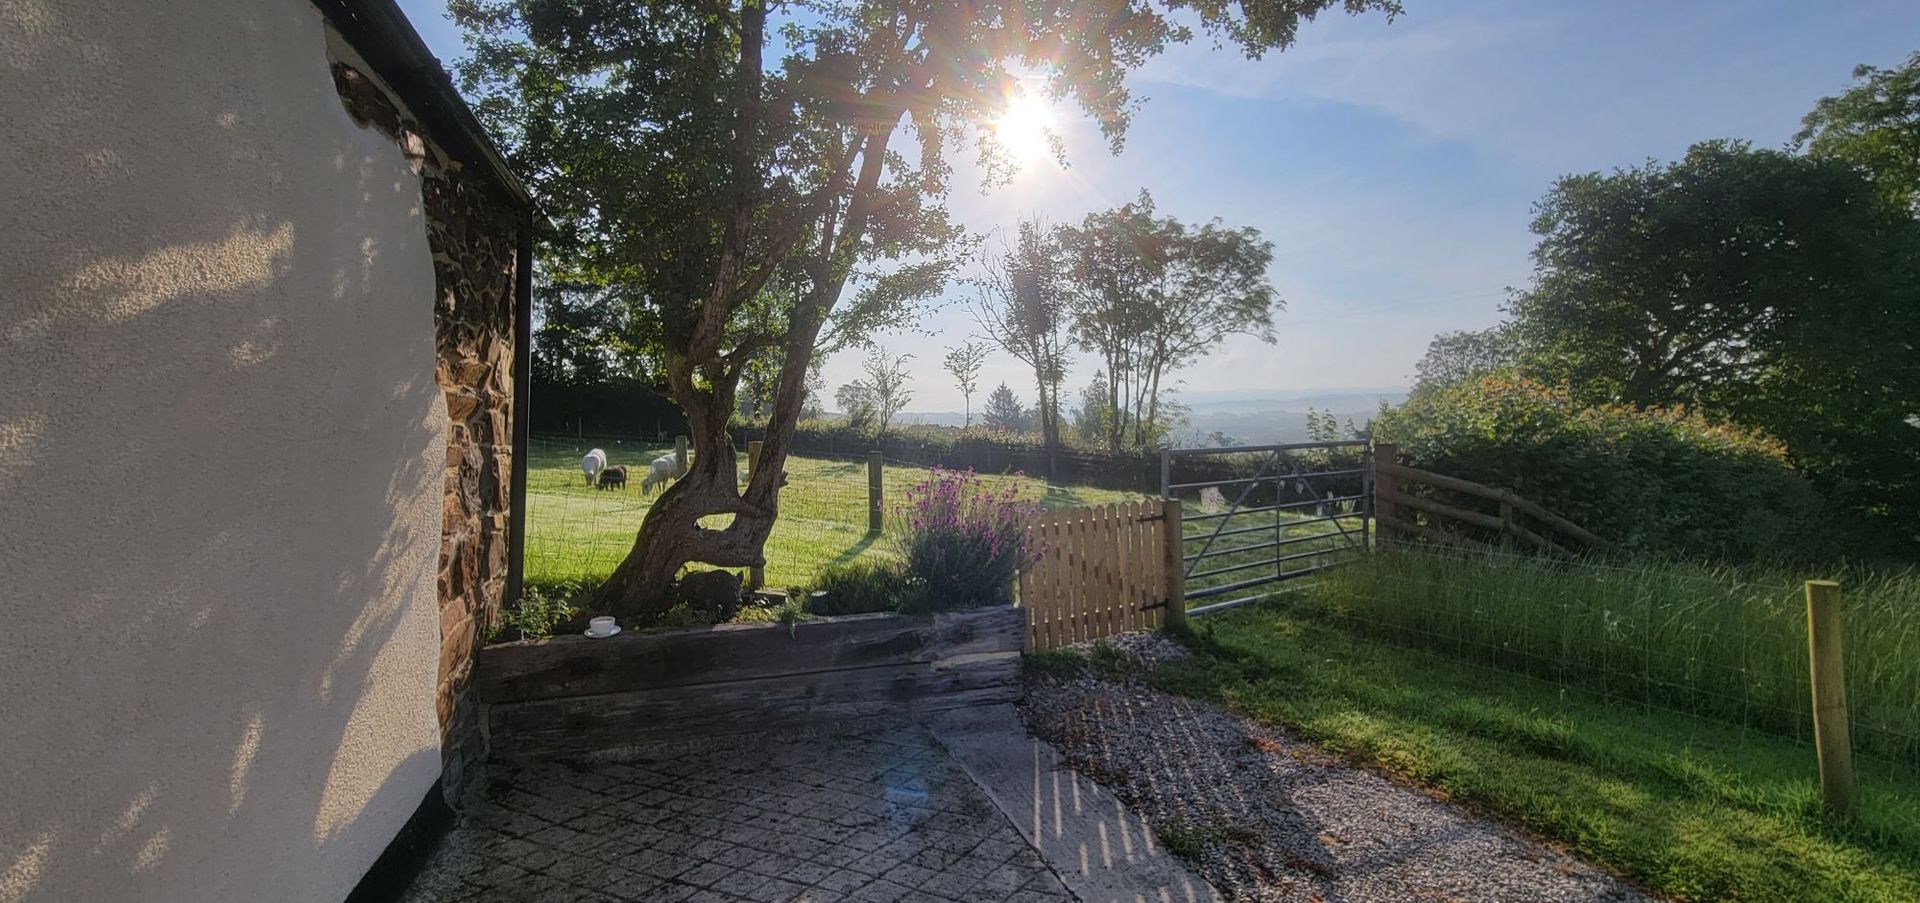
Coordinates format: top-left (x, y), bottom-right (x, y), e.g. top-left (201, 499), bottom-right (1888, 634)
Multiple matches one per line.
top-left (584, 626), bottom-right (622, 638)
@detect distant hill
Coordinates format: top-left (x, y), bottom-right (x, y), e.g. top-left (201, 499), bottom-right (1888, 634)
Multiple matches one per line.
top-left (890, 386), bottom-right (1408, 444)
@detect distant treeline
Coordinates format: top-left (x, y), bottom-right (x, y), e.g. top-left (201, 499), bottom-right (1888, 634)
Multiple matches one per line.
top-left (531, 377), bottom-right (689, 439)
top-left (534, 380), bottom-right (1359, 499)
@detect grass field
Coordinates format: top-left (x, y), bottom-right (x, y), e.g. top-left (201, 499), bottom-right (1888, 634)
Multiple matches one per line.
top-left (1158, 600), bottom-right (1920, 902)
top-left (1312, 545), bottom-right (1920, 765)
top-left (523, 437), bottom-right (1148, 592)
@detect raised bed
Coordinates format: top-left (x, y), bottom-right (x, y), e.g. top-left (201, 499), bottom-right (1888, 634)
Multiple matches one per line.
top-left (475, 606), bottom-right (1024, 756)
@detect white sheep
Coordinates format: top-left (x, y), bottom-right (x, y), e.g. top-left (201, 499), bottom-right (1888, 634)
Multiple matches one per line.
top-left (640, 453), bottom-right (677, 495)
top-left (581, 448), bottom-right (607, 486)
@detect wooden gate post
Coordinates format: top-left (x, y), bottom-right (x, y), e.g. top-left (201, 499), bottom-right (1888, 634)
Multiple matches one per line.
top-left (674, 434), bottom-right (689, 477)
top-left (1162, 498), bottom-right (1186, 630)
top-left (1372, 442), bottom-right (1398, 545)
top-left (1806, 579), bottom-right (1854, 817)
top-left (747, 440), bottom-right (765, 589)
top-left (868, 450), bottom-right (884, 534)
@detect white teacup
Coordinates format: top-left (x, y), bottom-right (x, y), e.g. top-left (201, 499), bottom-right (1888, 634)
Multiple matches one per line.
top-left (588, 616), bottom-right (617, 637)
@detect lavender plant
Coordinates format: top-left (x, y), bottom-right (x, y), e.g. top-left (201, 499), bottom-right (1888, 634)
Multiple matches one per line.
top-left (898, 468), bottom-right (1044, 611)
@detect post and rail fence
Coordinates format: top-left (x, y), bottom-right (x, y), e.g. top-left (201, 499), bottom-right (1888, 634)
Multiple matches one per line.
top-left (1369, 442), bottom-right (1608, 555)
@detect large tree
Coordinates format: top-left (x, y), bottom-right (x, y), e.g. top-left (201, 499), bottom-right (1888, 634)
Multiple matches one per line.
top-left (1409, 325), bottom-right (1516, 395)
top-left (455, 0), bottom-right (1401, 620)
top-left (1057, 191), bottom-right (1278, 451)
top-left (971, 220), bottom-right (1072, 472)
top-left (1797, 51), bottom-right (1920, 214)
top-left (1510, 140), bottom-right (1920, 536)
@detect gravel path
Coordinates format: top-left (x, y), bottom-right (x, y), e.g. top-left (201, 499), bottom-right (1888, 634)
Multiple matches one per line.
top-left (1020, 634), bottom-right (1651, 903)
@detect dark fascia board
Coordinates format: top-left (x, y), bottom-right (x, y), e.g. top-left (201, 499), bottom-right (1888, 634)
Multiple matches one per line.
top-left (311, 0), bottom-right (532, 209)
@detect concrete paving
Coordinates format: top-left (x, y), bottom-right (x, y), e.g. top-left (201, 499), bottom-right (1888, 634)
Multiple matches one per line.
top-left (398, 722), bottom-right (1079, 902)
top-left (929, 705), bottom-right (1222, 903)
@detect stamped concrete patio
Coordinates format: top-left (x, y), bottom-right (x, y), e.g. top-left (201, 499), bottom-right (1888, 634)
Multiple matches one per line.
top-left (397, 713), bottom-right (1207, 902)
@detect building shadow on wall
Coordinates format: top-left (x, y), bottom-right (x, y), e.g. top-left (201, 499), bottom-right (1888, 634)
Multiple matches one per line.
top-left (0, 4), bottom-right (469, 901)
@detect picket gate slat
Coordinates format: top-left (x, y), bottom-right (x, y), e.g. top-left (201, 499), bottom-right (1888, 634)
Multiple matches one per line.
top-left (1021, 500), bottom-right (1177, 652)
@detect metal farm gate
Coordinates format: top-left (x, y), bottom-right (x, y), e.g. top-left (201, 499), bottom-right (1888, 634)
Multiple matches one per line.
top-left (1159, 440), bottom-right (1372, 615)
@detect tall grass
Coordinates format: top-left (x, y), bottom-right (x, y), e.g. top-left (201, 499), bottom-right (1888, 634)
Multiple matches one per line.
top-left (1309, 544), bottom-right (1920, 765)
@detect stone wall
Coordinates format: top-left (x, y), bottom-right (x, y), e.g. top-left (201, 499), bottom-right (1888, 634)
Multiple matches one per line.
top-left (332, 60), bottom-right (521, 805)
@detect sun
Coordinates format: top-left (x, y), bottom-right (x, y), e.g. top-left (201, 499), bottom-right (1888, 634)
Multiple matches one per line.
top-left (992, 91), bottom-right (1057, 168)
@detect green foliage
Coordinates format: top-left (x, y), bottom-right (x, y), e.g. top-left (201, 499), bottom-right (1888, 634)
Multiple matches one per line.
top-left (1071, 371), bottom-right (1116, 445)
top-left (1504, 140), bottom-right (1920, 548)
top-left (805, 559), bottom-right (912, 616)
top-left (1159, 603), bottom-right (1920, 902)
top-left (652, 603), bottom-right (721, 631)
top-left (493, 581), bottom-right (584, 641)
top-left (972, 221), bottom-right (1073, 454)
top-left (1375, 375), bottom-right (1836, 561)
top-left (1798, 51), bottom-right (1920, 213)
top-left (897, 468), bottom-right (1043, 612)
top-left (736, 596), bottom-right (813, 634)
top-left (980, 383), bottom-right (1034, 434)
top-left (1056, 190), bottom-right (1280, 453)
top-left (1154, 820), bottom-right (1213, 859)
top-left (941, 342), bottom-right (988, 427)
top-left (1086, 640), bottom-right (1149, 680)
top-left (1022, 649), bottom-right (1090, 681)
top-left (834, 349), bottom-right (914, 435)
top-left (1410, 325), bottom-right (1518, 394)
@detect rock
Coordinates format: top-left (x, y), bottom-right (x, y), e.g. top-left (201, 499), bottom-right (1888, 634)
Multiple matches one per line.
top-left (677, 569), bottom-right (743, 622)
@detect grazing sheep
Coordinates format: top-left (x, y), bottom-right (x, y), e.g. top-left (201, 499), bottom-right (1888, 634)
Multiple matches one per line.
top-left (640, 454), bottom-right (677, 495)
top-left (596, 464), bottom-right (628, 491)
top-left (581, 448), bottom-right (607, 486)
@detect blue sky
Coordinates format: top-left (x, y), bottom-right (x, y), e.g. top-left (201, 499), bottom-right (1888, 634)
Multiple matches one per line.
top-left (394, 0), bottom-right (1920, 410)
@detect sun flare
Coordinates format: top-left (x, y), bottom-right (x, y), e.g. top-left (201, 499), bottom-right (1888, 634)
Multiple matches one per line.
top-left (993, 91), bottom-right (1056, 167)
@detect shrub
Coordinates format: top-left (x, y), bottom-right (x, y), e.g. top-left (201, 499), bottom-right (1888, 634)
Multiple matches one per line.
top-left (493, 581), bottom-right (585, 641)
top-left (1375, 375), bottom-right (1835, 562)
top-left (897, 467), bottom-right (1044, 611)
top-left (804, 559), bottom-right (912, 615)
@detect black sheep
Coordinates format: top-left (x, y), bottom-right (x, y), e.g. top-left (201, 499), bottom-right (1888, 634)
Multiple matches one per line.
top-left (596, 464), bottom-right (628, 490)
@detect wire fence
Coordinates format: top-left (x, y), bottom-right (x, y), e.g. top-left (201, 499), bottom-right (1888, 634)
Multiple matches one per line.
top-left (1291, 538), bottom-right (1920, 770)
top-left (522, 435), bottom-right (1151, 593)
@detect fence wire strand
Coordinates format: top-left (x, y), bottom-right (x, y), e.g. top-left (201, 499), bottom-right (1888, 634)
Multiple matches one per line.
top-left (1290, 537), bottom-right (1920, 770)
top-left (522, 435), bottom-right (1152, 594)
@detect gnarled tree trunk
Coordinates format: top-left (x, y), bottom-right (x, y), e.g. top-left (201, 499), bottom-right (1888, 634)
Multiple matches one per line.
top-left (591, 289), bottom-right (837, 623)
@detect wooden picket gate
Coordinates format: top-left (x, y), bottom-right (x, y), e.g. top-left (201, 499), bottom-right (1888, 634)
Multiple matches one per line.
top-left (1019, 499), bottom-right (1182, 651)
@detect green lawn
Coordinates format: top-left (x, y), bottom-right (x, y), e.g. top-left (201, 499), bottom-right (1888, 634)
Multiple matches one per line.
top-left (523, 437), bottom-right (1146, 591)
top-left (1155, 598), bottom-right (1920, 902)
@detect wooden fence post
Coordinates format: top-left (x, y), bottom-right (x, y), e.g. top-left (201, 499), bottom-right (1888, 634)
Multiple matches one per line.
top-left (1372, 442), bottom-right (1398, 546)
top-left (747, 440), bottom-right (765, 590)
top-left (1806, 579), bottom-right (1854, 817)
top-left (1162, 498), bottom-right (1186, 630)
top-left (868, 450), bottom-right (884, 534)
top-left (674, 435), bottom-right (689, 477)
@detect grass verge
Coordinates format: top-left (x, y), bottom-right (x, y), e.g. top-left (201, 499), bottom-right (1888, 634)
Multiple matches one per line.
top-left (1155, 601), bottom-right (1920, 902)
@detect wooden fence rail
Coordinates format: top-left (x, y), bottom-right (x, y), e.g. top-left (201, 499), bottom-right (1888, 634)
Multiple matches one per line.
top-left (1372, 444), bottom-right (1607, 554)
top-left (1020, 499), bottom-right (1180, 651)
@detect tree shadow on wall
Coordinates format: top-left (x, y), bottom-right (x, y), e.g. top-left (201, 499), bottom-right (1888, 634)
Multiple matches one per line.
top-left (0, 4), bottom-right (475, 901)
